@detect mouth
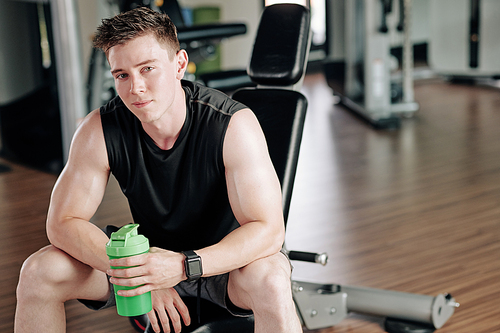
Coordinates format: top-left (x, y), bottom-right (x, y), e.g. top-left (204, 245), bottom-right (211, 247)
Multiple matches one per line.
top-left (131, 100), bottom-right (152, 108)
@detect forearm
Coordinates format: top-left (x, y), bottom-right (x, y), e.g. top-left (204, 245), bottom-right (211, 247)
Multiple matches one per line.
top-left (196, 220), bottom-right (285, 277)
top-left (47, 217), bottom-right (110, 272)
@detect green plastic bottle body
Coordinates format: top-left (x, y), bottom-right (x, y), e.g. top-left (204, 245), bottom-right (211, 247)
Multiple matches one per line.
top-left (106, 224), bottom-right (152, 317)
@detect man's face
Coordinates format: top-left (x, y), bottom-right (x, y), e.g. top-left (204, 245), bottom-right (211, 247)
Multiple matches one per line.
top-left (108, 34), bottom-right (185, 124)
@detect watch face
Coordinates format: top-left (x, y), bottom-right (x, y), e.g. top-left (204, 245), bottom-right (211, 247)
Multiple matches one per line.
top-left (187, 258), bottom-right (202, 276)
top-left (188, 260), bottom-right (202, 276)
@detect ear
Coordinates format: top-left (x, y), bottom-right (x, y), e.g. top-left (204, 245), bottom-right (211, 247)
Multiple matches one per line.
top-left (175, 49), bottom-right (189, 80)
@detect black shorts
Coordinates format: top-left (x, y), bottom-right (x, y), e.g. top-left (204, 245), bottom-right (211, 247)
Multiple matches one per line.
top-left (78, 226), bottom-right (253, 317)
top-left (79, 272), bottom-right (252, 317)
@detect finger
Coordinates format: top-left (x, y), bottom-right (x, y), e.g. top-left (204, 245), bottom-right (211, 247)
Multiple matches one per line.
top-left (147, 310), bottom-right (162, 333)
top-left (157, 307), bottom-right (173, 333)
top-left (167, 288), bottom-right (191, 327)
top-left (165, 304), bottom-right (182, 333)
top-left (108, 265), bottom-right (146, 279)
top-left (109, 274), bottom-right (146, 287)
top-left (174, 297), bottom-right (191, 327)
top-left (115, 283), bottom-right (152, 297)
top-left (109, 253), bottom-right (148, 267)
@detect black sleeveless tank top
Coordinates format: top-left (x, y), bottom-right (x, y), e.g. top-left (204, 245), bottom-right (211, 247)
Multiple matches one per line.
top-left (100, 80), bottom-right (247, 251)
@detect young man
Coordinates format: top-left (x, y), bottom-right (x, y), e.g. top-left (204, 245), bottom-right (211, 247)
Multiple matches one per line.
top-left (15, 6), bottom-right (302, 333)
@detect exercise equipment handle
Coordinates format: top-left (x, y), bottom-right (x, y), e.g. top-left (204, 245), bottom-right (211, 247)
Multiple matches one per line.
top-left (469, 0), bottom-right (480, 68)
top-left (288, 251), bottom-right (328, 266)
top-left (397, 0), bottom-right (404, 31)
top-left (379, 0), bottom-right (393, 33)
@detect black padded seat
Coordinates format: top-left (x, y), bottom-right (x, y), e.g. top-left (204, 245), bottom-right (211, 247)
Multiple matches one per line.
top-left (247, 4), bottom-right (311, 87)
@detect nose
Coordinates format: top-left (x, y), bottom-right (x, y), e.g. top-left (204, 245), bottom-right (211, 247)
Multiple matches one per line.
top-left (130, 75), bottom-right (146, 95)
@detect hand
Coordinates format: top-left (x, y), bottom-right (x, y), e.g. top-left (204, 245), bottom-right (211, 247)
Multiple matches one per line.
top-left (107, 247), bottom-right (186, 297)
top-left (148, 288), bottom-right (191, 333)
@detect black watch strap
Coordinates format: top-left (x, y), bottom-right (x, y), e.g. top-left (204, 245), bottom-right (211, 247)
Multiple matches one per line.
top-left (182, 250), bottom-right (203, 282)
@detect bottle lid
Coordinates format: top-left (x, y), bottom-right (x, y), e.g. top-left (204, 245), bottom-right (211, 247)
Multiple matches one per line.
top-left (106, 224), bottom-right (149, 257)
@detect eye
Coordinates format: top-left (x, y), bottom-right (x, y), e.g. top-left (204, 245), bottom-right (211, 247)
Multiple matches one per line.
top-left (115, 73), bottom-right (128, 80)
top-left (143, 66), bottom-right (154, 73)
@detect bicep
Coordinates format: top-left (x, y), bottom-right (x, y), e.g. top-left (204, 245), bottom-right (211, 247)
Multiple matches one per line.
top-left (47, 111), bottom-right (110, 228)
top-left (223, 109), bottom-right (283, 227)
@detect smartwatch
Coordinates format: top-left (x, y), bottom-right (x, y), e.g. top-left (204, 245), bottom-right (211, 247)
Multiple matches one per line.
top-left (182, 250), bottom-right (203, 282)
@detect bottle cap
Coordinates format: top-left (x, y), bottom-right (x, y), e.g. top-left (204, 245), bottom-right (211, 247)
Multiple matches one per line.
top-left (106, 224), bottom-right (149, 257)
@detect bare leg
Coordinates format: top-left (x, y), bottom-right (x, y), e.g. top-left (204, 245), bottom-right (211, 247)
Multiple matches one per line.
top-left (228, 252), bottom-right (302, 333)
top-left (15, 245), bottom-right (110, 333)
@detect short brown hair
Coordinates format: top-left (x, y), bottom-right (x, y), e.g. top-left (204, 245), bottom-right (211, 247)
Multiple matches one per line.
top-left (93, 7), bottom-right (180, 58)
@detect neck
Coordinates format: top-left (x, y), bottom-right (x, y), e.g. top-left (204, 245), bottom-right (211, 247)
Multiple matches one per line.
top-left (142, 85), bottom-right (186, 150)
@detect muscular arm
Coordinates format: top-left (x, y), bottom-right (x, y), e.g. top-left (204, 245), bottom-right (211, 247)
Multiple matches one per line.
top-left (46, 110), bottom-right (111, 272)
top-left (198, 108), bottom-right (285, 276)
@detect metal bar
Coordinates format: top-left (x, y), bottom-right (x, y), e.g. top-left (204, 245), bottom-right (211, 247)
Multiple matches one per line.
top-left (340, 285), bottom-right (458, 329)
top-left (402, 0), bottom-right (415, 104)
top-left (50, 0), bottom-right (86, 162)
top-left (469, 0), bottom-right (480, 68)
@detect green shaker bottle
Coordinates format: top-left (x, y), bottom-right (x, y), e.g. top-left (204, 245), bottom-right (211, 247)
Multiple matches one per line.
top-left (106, 224), bottom-right (152, 316)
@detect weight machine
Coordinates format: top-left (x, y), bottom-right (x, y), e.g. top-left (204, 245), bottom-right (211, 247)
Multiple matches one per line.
top-left (429, 0), bottom-right (500, 82)
top-left (326, 0), bottom-right (419, 129)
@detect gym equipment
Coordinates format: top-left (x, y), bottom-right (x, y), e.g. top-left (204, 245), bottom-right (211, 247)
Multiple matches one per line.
top-left (429, 0), bottom-right (500, 80)
top-left (130, 3), bottom-right (458, 333)
top-left (325, 0), bottom-right (419, 129)
top-left (292, 283), bottom-right (458, 331)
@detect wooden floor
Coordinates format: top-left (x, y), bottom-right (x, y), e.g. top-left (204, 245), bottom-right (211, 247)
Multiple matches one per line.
top-left (2, 73), bottom-right (500, 332)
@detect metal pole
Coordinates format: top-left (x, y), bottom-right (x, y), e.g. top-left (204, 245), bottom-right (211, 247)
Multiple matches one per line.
top-left (340, 285), bottom-right (459, 329)
top-left (50, 0), bottom-right (86, 163)
top-left (402, 0), bottom-right (414, 103)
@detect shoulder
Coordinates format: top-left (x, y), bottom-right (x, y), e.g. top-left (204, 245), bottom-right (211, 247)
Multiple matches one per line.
top-left (183, 80), bottom-right (247, 116)
top-left (225, 109), bottom-right (265, 149)
top-left (75, 109), bottom-right (103, 140)
top-left (223, 108), bottom-right (270, 168)
top-left (67, 109), bottom-right (109, 171)
top-left (226, 108), bottom-right (261, 133)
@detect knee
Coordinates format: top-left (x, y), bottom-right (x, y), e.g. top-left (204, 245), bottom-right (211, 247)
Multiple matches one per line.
top-left (230, 254), bottom-right (300, 330)
top-left (17, 245), bottom-right (75, 300)
top-left (235, 253), bottom-right (292, 302)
